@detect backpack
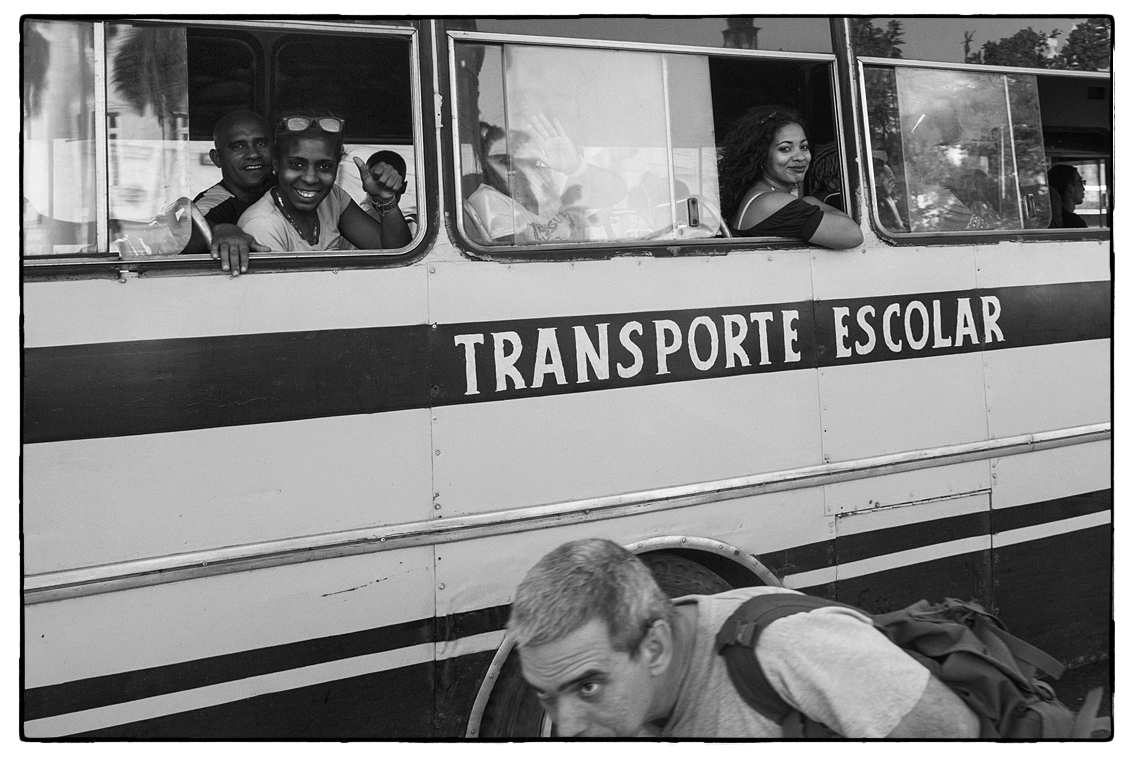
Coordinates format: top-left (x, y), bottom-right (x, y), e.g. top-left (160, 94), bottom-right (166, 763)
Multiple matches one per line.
top-left (714, 593), bottom-right (1110, 739)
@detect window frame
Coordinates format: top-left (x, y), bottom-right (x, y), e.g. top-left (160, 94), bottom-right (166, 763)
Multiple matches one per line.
top-left (445, 26), bottom-right (854, 260)
top-left (22, 17), bottom-right (430, 274)
top-left (857, 55), bottom-right (1112, 244)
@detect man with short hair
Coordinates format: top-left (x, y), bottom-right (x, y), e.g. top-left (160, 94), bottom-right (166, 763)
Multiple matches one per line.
top-left (191, 110), bottom-right (276, 275)
top-left (1047, 164), bottom-right (1088, 229)
top-left (509, 538), bottom-right (980, 738)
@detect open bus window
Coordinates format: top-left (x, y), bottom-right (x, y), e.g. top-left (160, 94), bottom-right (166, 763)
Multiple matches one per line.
top-left (453, 39), bottom-right (844, 250)
top-left (1038, 74), bottom-right (1111, 229)
top-left (864, 65), bottom-right (1050, 234)
top-left (21, 19), bottom-right (421, 263)
top-left (22, 20), bottom-right (99, 257)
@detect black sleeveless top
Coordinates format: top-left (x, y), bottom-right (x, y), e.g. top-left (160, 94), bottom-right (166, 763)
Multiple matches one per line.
top-left (731, 197), bottom-right (824, 241)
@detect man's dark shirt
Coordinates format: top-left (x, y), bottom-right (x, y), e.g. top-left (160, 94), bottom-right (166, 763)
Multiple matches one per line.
top-left (194, 175), bottom-right (276, 227)
top-left (1063, 209), bottom-right (1089, 228)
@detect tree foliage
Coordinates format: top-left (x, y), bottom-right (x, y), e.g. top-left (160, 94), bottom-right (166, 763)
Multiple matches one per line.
top-left (1057, 17), bottom-right (1111, 71)
top-left (852, 18), bottom-right (905, 59)
top-left (965, 18), bottom-right (1111, 71)
top-left (966, 26), bottom-right (1061, 68)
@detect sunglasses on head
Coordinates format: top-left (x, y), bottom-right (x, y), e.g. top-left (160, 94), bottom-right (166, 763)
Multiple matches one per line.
top-left (279, 116), bottom-right (344, 133)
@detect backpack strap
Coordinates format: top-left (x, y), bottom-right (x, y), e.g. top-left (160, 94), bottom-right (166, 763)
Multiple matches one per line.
top-left (715, 593), bottom-right (862, 731)
top-left (975, 617), bottom-right (1066, 680)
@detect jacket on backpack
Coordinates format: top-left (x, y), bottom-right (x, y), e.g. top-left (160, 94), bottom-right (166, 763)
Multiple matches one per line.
top-left (657, 587), bottom-right (932, 737)
top-left (716, 592), bottom-right (1109, 739)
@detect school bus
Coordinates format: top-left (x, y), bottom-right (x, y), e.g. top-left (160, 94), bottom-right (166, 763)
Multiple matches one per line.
top-left (21, 16), bottom-right (1111, 738)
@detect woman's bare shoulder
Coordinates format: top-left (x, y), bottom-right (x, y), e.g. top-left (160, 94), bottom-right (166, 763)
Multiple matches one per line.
top-left (735, 188), bottom-right (796, 229)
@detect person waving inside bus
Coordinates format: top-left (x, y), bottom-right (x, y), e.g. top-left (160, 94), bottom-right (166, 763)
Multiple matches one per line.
top-left (718, 106), bottom-right (862, 249)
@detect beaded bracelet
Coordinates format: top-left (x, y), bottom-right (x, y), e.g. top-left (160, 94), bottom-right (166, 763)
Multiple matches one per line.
top-left (369, 196), bottom-right (400, 216)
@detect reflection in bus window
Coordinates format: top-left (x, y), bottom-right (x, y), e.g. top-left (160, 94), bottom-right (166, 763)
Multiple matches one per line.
top-left (22, 20), bottom-right (99, 257)
top-left (106, 24), bottom-right (195, 257)
top-left (864, 65), bottom-right (1050, 233)
top-left (457, 44), bottom-right (722, 246)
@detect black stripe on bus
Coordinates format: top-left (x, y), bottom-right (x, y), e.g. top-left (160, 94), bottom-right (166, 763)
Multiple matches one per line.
top-left (22, 616), bottom-right (434, 722)
top-left (66, 662), bottom-right (439, 740)
top-left (22, 282), bottom-right (1108, 444)
top-left (836, 509), bottom-right (991, 566)
top-left (992, 488), bottom-right (1112, 533)
top-left (22, 325), bottom-right (431, 444)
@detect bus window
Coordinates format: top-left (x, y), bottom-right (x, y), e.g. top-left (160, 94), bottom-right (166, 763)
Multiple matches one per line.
top-left (456, 43), bottom-right (721, 246)
top-left (1039, 73), bottom-right (1111, 229)
top-left (22, 19), bottom-right (422, 266)
top-left (22, 20), bottom-right (99, 257)
top-left (453, 36), bottom-right (844, 250)
top-left (863, 65), bottom-right (1050, 234)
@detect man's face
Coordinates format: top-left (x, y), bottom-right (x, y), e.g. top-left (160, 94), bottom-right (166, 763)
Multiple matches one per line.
top-left (1070, 172), bottom-right (1086, 206)
top-left (518, 619), bottom-right (658, 737)
top-left (211, 118), bottom-right (271, 197)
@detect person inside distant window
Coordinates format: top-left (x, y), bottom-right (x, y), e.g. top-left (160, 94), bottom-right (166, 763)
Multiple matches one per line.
top-left (362, 150), bottom-right (417, 234)
top-left (1047, 164), bottom-right (1088, 228)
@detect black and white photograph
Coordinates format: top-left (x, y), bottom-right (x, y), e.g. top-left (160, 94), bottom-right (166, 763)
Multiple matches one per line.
top-left (15, 8), bottom-right (1120, 745)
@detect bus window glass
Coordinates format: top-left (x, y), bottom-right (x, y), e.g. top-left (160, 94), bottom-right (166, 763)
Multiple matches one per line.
top-left (106, 23), bottom-right (194, 257)
top-left (22, 19), bottom-right (98, 257)
top-left (456, 42), bottom-right (721, 246)
top-left (471, 17), bottom-right (833, 53)
top-left (865, 65), bottom-right (1049, 233)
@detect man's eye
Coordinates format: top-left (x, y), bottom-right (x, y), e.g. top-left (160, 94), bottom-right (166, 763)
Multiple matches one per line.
top-left (578, 681), bottom-right (602, 699)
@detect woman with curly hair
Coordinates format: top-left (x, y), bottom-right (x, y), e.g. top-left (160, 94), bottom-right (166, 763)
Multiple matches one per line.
top-left (718, 106), bottom-right (862, 249)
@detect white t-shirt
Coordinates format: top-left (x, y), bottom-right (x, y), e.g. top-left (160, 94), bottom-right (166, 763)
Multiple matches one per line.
top-left (237, 185), bottom-right (356, 252)
top-left (660, 587), bottom-right (930, 738)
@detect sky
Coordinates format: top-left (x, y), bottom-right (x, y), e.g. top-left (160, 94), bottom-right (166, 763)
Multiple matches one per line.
top-left (476, 17), bottom-right (1100, 63)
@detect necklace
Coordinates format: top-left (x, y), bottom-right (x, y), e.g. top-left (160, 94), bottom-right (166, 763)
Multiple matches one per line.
top-left (272, 188), bottom-right (319, 246)
top-left (758, 178), bottom-right (797, 195)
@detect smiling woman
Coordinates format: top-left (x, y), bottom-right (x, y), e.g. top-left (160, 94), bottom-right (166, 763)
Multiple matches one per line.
top-left (236, 113), bottom-right (412, 252)
top-left (719, 106), bottom-right (863, 249)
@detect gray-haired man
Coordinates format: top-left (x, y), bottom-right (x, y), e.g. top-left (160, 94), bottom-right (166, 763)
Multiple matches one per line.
top-left (508, 538), bottom-right (979, 738)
